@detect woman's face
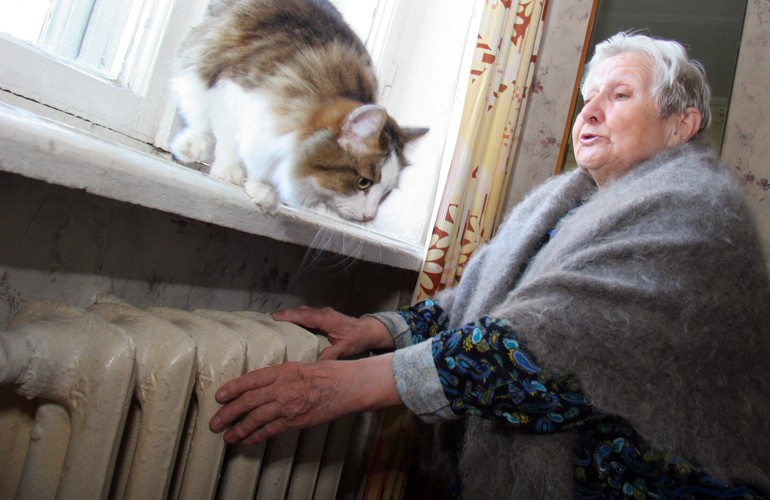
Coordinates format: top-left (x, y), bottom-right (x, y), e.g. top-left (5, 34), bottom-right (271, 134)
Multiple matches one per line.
top-left (571, 52), bottom-right (683, 187)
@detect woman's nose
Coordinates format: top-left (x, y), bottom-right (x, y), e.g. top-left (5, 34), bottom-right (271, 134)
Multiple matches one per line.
top-left (579, 98), bottom-right (602, 123)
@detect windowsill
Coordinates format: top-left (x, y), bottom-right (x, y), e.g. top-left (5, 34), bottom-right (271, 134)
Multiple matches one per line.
top-left (0, 103), bottom-right (425, 271)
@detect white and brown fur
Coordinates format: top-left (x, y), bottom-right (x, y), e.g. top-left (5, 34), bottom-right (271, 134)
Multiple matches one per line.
top-left (170, 0), bottom-right (427, 222)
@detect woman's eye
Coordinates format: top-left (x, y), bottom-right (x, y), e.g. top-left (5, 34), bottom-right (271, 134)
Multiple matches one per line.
top-left (356, 177), bottom-right (373, 190)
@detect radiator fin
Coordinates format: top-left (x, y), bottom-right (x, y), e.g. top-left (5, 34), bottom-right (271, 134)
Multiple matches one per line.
top-left (0, 299), bottom-right (362, 500)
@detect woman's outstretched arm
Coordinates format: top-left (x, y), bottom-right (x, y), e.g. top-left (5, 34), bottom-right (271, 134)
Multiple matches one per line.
top-left (209, 353), bottom-right (401, 444)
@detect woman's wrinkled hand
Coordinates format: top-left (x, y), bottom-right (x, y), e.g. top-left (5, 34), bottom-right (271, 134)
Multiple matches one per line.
top-left (209, 354), bottom-right (400, 444)
top-left (271, 306), bottom-right (394, 360)
top-left (209, 360), bottom-right (350, 444)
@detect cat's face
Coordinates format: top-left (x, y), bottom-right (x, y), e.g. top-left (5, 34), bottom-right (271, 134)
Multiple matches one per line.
top-left (295, 102), bottom-right (427, 222)
top-left (295, 138), bottom-right (401, 222)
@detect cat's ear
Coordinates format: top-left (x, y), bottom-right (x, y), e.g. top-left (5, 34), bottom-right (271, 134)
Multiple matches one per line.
top-left (402, 127), bottom-right (429, 144)
top-left (338, 104), bottom-right (387, 154)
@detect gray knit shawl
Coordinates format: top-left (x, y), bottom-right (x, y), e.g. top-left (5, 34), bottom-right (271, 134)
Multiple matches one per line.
top-left (434, 139), bottom-right (770, 498)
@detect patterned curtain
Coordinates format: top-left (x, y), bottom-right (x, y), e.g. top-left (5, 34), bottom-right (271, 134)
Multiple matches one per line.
top-left (414, 0), bottom-right (548, 302)
top-left (360, 4), bottom-right (550, 497)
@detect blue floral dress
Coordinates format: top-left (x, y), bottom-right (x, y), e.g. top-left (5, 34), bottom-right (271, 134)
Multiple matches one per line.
top-left (397, 301), bottom-right (765, 499)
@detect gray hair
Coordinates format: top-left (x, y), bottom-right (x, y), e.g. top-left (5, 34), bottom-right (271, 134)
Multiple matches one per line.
top-left (581, 32), bottom-right (712, 134)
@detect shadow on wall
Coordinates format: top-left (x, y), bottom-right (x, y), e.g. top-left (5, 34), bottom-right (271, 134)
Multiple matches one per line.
top-left (0, 172), bottom-right (417, 328)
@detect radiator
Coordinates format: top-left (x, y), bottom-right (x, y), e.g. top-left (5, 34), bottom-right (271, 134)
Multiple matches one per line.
top-left (0, 297), bottom-right (360, 500)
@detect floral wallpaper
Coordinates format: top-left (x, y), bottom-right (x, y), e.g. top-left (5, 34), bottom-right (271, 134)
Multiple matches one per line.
top-left (721, 0), bottom-right (770, 265)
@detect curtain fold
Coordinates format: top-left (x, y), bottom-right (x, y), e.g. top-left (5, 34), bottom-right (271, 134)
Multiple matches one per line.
top-left (414, 0), bottom-right (548, 302)
top-left (361, 3), bottom-right (551, 498)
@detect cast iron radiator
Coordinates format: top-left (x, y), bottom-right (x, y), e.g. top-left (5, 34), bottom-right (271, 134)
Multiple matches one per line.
top-left (0, 297), bottom-right (359, 499)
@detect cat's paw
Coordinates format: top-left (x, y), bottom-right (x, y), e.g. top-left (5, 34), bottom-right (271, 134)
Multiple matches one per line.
top-left (210, 161), bottom-right (245, 185)
top-left (170, 129), bottom-right (213, 163)
top-left (244, 180), bottom-right (279, 214)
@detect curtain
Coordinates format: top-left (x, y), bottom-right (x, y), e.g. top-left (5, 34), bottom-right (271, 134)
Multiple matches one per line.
top-left (414, 0), bottom-right (548, 302)
top-left (361, 3), bottom-right (550, 497)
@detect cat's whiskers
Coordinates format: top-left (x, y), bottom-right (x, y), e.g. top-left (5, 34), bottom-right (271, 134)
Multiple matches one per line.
top-left (298, 224), bottom-right (366, 276)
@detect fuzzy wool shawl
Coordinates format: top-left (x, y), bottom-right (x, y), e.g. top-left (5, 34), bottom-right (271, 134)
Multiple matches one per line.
top-left (432, 139), bottom-right (770, 498)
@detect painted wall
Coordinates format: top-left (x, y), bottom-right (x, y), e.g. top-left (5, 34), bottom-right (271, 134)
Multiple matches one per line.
top-left (0, 172), bottom-right (416, 330)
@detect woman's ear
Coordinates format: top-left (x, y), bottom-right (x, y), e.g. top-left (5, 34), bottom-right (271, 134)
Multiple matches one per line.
top-left (669, 107), bottom-right (702, 145)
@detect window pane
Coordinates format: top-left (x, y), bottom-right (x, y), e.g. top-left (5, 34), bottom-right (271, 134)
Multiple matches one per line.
top-left (0, 0), bottom-right (171, 92)
top-left (329, 0), bottom-right (379, 46)
top-left (0, 0), bottom-right (52, 43)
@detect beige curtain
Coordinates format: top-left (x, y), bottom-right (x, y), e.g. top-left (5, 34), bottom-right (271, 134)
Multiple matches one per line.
top-left (414, 0), bottom-right (548, 302)
top-left (359, 3), bottom-right (551, 497)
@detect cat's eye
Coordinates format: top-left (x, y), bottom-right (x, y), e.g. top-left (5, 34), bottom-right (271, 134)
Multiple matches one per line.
top-left (356, 177), bottom-right (373, 191)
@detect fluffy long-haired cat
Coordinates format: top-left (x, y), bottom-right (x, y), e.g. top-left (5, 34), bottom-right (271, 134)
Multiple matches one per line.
top-left (170, 0), bottom-right (428, 222)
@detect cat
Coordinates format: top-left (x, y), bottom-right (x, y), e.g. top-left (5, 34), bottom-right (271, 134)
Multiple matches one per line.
top-left (169, 0), bottom-right (428, 222)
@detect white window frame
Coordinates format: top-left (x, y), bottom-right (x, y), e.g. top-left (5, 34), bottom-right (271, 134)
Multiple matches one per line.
top-left (0, 0), bottom-right (482, 270)
top-left (352, 0), bottom-right (483, 245)
top-left (0, 0), bottom-right (200, 144)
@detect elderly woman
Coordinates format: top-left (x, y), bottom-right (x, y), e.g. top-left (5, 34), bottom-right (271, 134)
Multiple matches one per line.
top-left (210, 33), bottom-right (770, 498)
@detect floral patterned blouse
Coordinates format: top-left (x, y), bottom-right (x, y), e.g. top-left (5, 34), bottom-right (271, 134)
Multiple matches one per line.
top-left (396, 300), bottom-right (765, 499)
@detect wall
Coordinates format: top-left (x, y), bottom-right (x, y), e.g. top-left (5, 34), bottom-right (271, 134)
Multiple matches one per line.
top-left (721, 0), bottom-right (770, 262)
top-left (0, 171), bottom-right (417, 330)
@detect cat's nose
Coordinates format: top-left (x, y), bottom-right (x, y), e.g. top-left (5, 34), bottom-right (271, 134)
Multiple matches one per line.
top-left (362, 214), bottom-right (374, 222)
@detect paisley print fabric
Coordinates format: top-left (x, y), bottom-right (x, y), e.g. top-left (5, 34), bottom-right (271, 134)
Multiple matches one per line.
top-left (396, 301), bottom-right (766, 499)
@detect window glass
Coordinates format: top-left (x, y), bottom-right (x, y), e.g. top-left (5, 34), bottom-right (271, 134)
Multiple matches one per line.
top-left (0, 0), bottom-right (172, 93)
top-left (329, 0), bottom-right (379, 44)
